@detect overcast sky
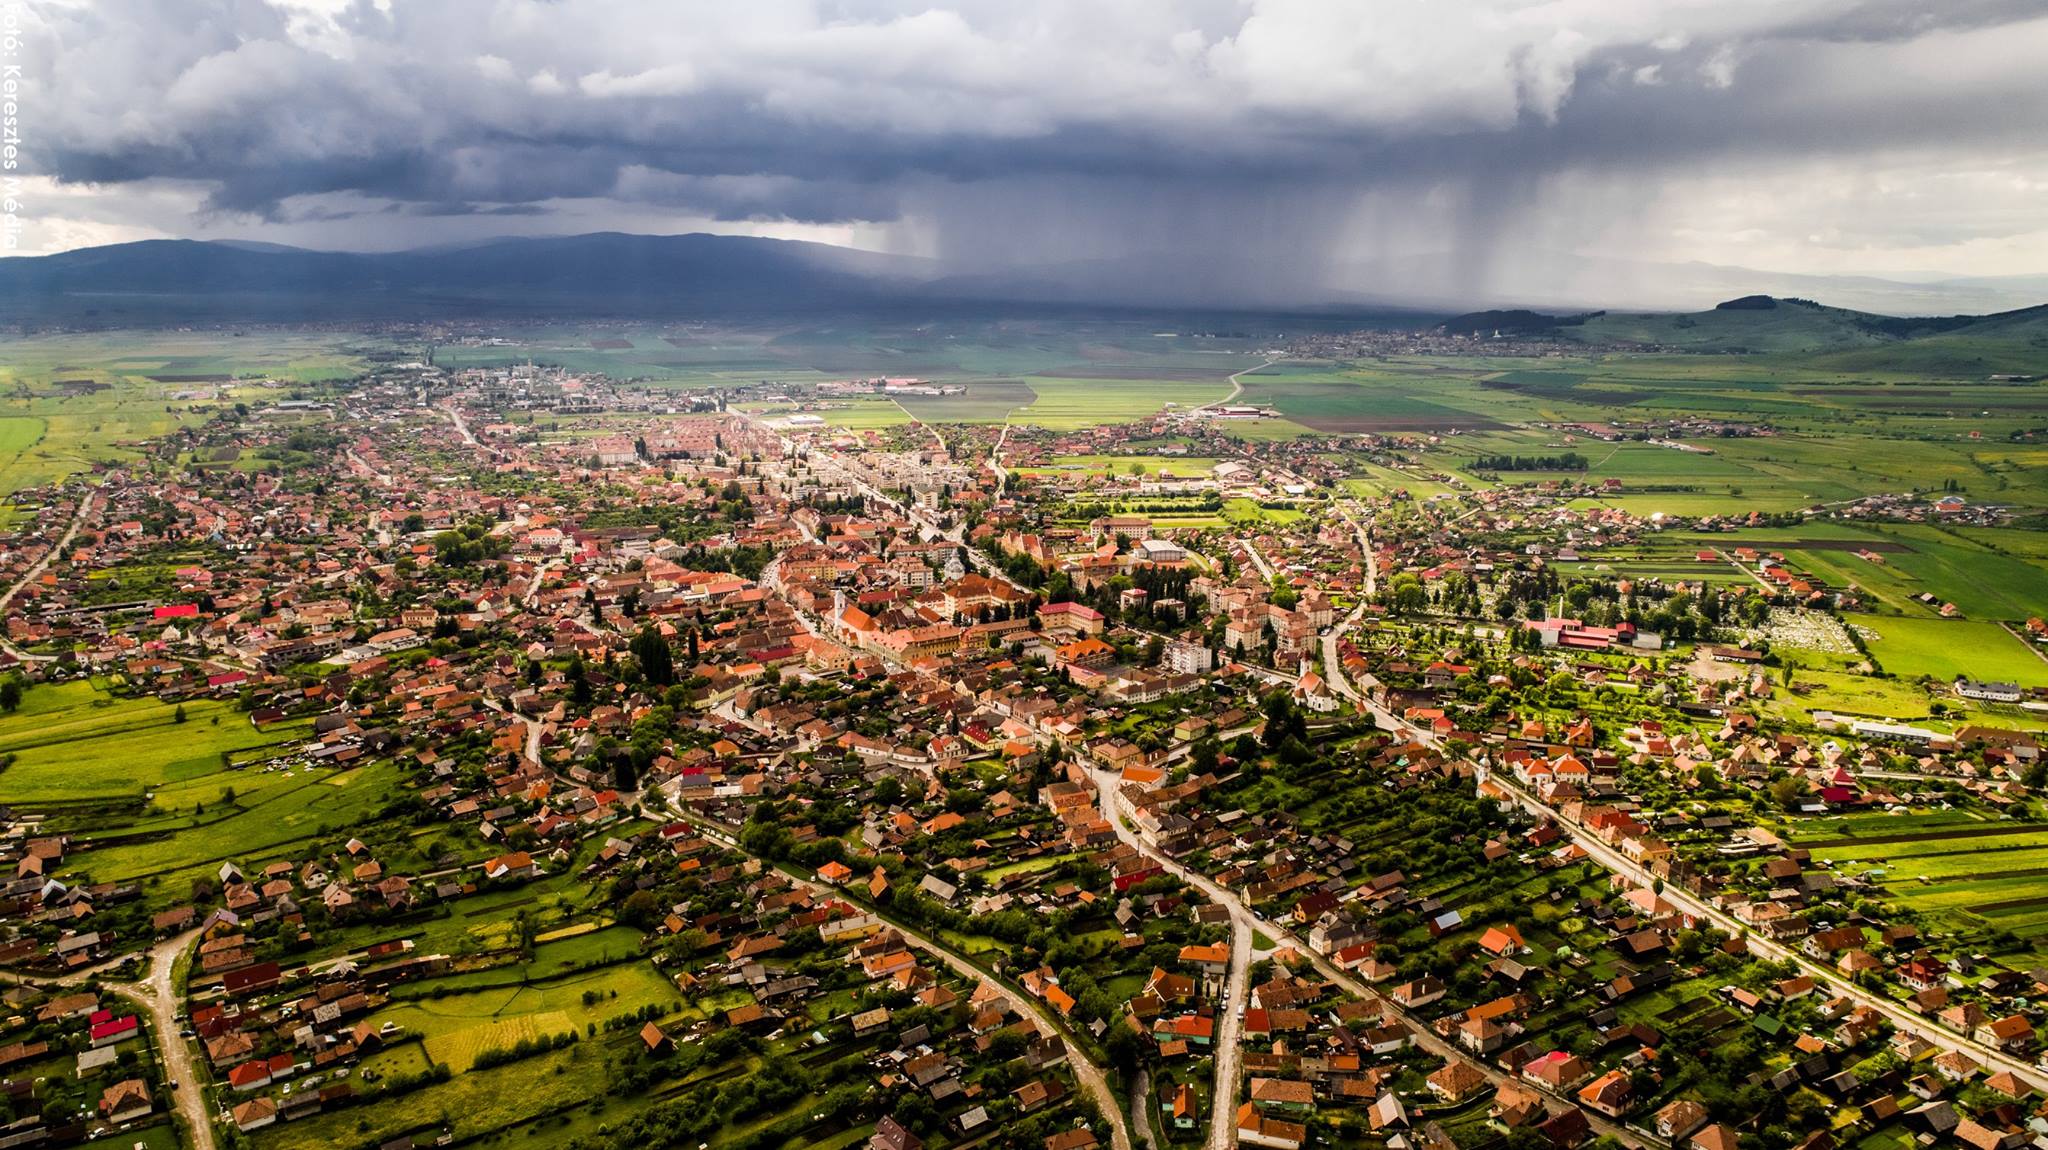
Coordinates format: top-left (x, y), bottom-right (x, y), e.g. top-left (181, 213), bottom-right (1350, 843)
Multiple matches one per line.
top-left (15, 0), bottom-right (2048, 304)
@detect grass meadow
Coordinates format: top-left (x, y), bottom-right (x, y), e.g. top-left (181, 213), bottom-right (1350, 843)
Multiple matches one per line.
top-left (0, 330), bottom-right (364, 499)
top-left (1781, 814), bottom-right (2048, 965)
top-left (0, 680), bottom-right (310, 803)
top-left (1852, 615), bottom-right (2047, 685)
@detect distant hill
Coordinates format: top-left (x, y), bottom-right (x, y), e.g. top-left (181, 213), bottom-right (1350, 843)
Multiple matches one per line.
top-left (1560, 296), bottom-right (2048, 359)
top-left (1439, 308), bottom-right (1603, 336)
top-left (0, 236), bottom-right (2044, 361)
top-left (1415, 294), bottom-right (2048, 371)
top-left (0, 233), bottom-right (1454, 326)
top-left (1799, 301), bottom-right (2048, 375)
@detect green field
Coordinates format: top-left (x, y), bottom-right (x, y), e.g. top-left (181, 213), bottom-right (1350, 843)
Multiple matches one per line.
top-left (255, 1039), bottom-right (613, 1150)
top-left (1240, 364), bottom-right (1512, 432)
top-left (72, 761), bottom-right (407, 894)
top-left (0, 680), bottom-right (310, 802)
top-left (1223, 497), bottom-right (1304, 525)
top-left (0, 330), bottom-right (363, 497)
top-left (894, 378), bottom-right (1038, 422)
top-left (1779, 814), bottom-right (2048, 965)
top-left (1019, 453), bottom-right (1223, 478)
top-left (1724, 524), bottom-right (2048, 620)
top-left (1017, 377), bottom-right (1230, 428)
top-left (1852, 615), bottom-right (2047, 685)
top-left (0, 679), bottom-right (382, 917)
top-left (377, 959), bottom-right (681, 1069)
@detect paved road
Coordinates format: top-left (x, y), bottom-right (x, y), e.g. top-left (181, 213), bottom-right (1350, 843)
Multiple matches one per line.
top-left (345, 448), bottom-right (394, 487)
top-left (1484, 770), bottom-right (2048, 1090)
top-left (1315, 623), bottom-right (2048, 1102)
top-left (1205, 905), bottom-right (1254, 1150)
top-left (439, 402), bottom-right (478, 447)
top-left (1332, 500), bottom-right (1377, 598)
top-left (1086, 762), bottom-right (1657, 1148)
top-left (1204, 359), bottom-right (1273, 410)
top-left (1315, 498), bottom-right (1379, 693)
top-left (521, 558), bottom-right (559, 608)
top-left (1242, 539), bottom-right (1276, 583)
top-left (481, 696), bottom-right (546, 763)
top-left (988, 423), bottom-right (1014, 490)
top-left (676, 814), bottom-right (1135, 1150)
top-left (0, 489), bottom-right (98, 663)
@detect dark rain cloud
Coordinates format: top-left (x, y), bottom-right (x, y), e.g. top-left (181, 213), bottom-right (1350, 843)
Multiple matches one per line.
top-left (23, 0), bottom-right (2048, 297)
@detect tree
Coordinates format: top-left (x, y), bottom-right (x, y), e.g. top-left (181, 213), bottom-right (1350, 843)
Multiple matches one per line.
top-left (1388, 574), bottom-right (1427, 615)
top-left (568, 654), bottom-right (593, 708)
top-left (0, 676), bottom-right (21, 713)
top-left (514, 909), bottom-right (538, 959)
top-left (1260, 691), bottom-right (1307, 752)
top-left (1769, 775), bottom-right (1805, 811)
top-left (631, 626), bottom-right (675, 687)
top-left (620, 890), bottom-right (661, 930)
top-left (173, 703), bottom-right (188, 723)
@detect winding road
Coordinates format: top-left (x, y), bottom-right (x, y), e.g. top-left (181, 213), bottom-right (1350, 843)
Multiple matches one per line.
top-left (0, 928), bottom-right (214, 1150)
top-left (672, 814), bottom-right (1137, 1150)
top-left (1085, 761), bottom-right (1657, 1147)
top-left (1206, 359), bottom-right (1274, 411)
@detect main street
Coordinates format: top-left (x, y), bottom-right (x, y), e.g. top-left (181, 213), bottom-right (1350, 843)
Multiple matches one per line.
top-left (1308, 591), bottom-right (2048, 1099)
top-left (438, 400), bottom-right (479, 448)
top-left (1208, 906), bottom-right (1254, 1150)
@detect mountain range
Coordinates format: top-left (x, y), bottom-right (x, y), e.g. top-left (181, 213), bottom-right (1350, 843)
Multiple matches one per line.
top-left (2, 232), bottom-right (2045, 330)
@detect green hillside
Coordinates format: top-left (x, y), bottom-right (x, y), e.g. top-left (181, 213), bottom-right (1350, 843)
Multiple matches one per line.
top-left (1572, 297), bottom-right (1888, 353)
top-left (1555, 296), bottom-right (2048, 371)
top-left (1800, 302), bottom-right (2048, 376)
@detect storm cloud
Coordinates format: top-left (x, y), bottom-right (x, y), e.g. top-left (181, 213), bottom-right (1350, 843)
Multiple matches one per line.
top-left (18, 0), bottom-right (2048, 306)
